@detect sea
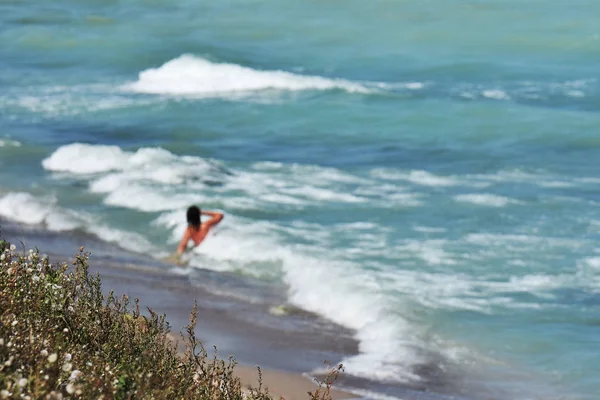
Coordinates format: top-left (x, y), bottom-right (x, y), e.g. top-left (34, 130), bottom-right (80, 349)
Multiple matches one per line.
top-left (1, 1), bottom-right (599, 399)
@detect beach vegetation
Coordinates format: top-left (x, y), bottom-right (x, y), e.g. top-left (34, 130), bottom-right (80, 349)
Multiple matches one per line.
top-left (0, 238), bottom-right (342, 400)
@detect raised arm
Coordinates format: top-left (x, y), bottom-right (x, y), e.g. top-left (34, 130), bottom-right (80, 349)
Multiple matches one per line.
top-left (202, 210), bottom-right (224, 228)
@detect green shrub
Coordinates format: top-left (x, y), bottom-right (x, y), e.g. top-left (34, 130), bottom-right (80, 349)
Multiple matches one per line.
top-left (0, 239), bottom-right (342, 400)
top-left (0, 240), bottom-right (261, 399)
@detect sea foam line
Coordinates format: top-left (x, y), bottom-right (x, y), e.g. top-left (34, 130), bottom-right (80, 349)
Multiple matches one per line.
top-left (0, 191), bottom-right (153, 254)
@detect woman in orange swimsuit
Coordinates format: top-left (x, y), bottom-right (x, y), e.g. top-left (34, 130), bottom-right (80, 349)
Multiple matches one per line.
top-left (176, 205), bottom-right (224, 255)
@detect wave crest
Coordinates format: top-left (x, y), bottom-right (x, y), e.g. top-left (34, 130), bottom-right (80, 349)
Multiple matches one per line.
top-left (124, 54), bottom-right (373, 96)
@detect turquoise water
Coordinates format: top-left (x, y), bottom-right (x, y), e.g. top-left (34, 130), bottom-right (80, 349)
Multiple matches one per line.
top-left (1, 1), bottom-right (599, 398)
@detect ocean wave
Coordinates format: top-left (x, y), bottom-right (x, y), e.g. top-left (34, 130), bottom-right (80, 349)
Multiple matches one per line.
top-left (0, 191), bottom-right (152, 253)
top-left (43, 143), bottom-right (426, 213)
top-left (123, 54), bottom-right (376, 96)
top-left (168, 214), bottom-right (427, 383)
top-left (43, 142), bottom-right (222, 181)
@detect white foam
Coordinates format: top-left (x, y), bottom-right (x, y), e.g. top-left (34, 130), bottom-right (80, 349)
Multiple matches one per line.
top-left (0, 192), bottom-right (65, 226)
top-left (370, 169), bottom-right (460, 187)
top-left (87, 225), bottom-right (152, 254)
top-left (465, 233), bottom-right (583, 249)
top-left (380, 268), bottom-right (567, 315)
top-left (149, 211), bottom-right (427, 383)
top-left (0, 192), bottom-right (152, 253)
top-left (43, 143), bottom-right (222, 211)
top-left (43, 143), bottom-right (211, 179)
top-left (405, 82), bottom-right (425, 90)
top-left (103, 185), bottom-right (201, 212)
top-left (43, 143), bottom-right (425, 215)
top-left (412, 226), bottom-right (447, 233)
top-left (397, 239), bottom-right (457, 266)
top-left (42, 143), bottom-right (128, 174)
top-left (482, 89), bottom-right (510, 100)
top-left (507, 274), bottom-right (566, 292)
top-left (0, 138), bottom-right (21, 148)
top-left (566, 90), bottom-right (585, 98)
top-left (582, 257), bottom-right (600, 269)
top-left (283, 186), bottom-right (364, 203)
top-left (124, 54), bottom-right (372, 97)
top-left (0, 84), bottom-right (154, 118)
top-left (382, 81), bottom-right (426, 91)
top-left (470, 169), bottom-right (580, 190)
top-left (576, 257), bottom-right (600, 293)
top-left (455, 193), bottom-right (516, 207)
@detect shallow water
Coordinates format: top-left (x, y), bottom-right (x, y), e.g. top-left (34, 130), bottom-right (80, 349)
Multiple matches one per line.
top-left (1, 1), bottom-right (599, 399)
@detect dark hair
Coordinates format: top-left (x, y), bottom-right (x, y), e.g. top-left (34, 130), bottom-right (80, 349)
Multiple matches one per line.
top-left (186, 205), bottom-right (201, 229)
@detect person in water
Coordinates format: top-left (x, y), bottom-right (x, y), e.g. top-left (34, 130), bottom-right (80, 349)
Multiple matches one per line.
top-left (176, 205), bottom-right (224, 255)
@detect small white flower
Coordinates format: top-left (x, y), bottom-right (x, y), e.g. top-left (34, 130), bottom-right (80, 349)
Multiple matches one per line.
top-left (48, 353), bottom-right (57, 363)
top-left (66, 383), bottom-right (75, 394)
top-left (40, 349), bottom-right (48, 357)
top-left (18, 378), bottom-right (27, 387)
top-left (69, 370), bottom-right (81, 381)
top-left (65, 353), bottom-right (72, 361)
top-left (7, 268), bottom-right (12, 275)
top-left (85, 361), bottom-right (92, 367)
top-left (32, 276), bottom-right (40, 282)
top-left (67, 306), bottom-right (74, 312)
top-left (1, 390), bottom-right (11, 399)
top-left (29, 249), bottom-right (33, 254)
top-left (44, 375), bottom-right (49, 380)
top-left (26, 268), bottom-right (33, 273)
top-left (42, 254), bottom-right (48, 260)
top-left (63, 328), bottom-right (68, 333)
top-left (10, 244), bottom-right (16, 251)
top-left (11, 320), bottom-right (17, 326)
top-left (0, 254), bottom-right (5, 261)
top-left (62, 362), bottom-right (72, 372)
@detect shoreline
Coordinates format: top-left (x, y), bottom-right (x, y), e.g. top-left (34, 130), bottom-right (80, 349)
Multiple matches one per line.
top-left (0, 217), bottom-right (479, 400)
top-left (1, 218), bottom-right (359, 400)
